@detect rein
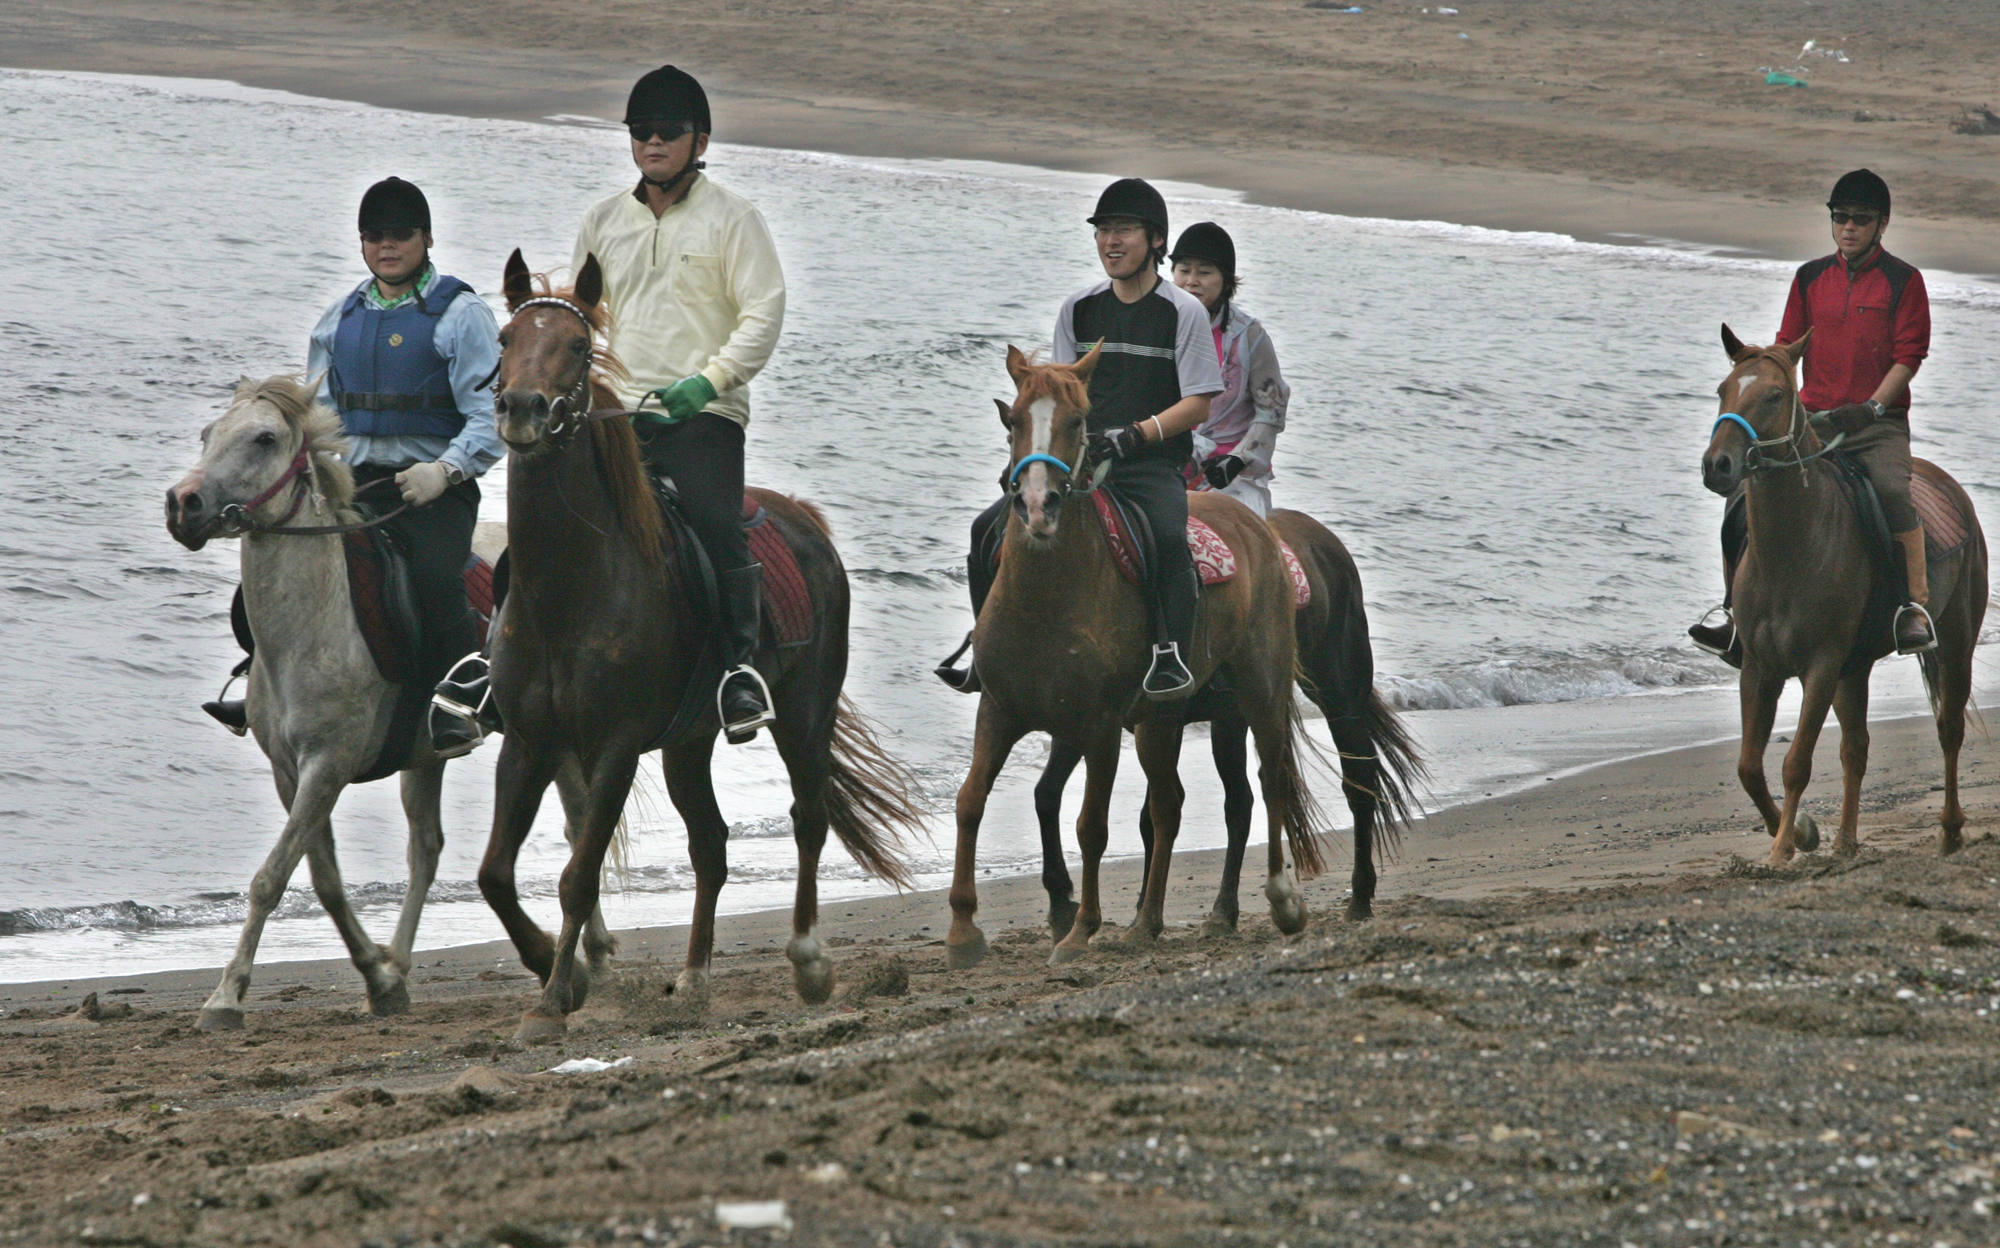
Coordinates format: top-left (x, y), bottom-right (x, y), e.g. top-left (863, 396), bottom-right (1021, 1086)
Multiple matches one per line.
top-left (219, 448), bottom-right (410, 537)
top-left (1713, 360), bottom-right (1847, 478)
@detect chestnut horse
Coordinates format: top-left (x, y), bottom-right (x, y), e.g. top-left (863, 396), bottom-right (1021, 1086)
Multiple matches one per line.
top-left (1702, 325), bottom-right (1986, 863)
top-left (1030, 507), bottom-right (1423, 932)
top-left (478, 251), bottom-right (923, 1039)
top-left (947, 347), bottom-right (1324, 968)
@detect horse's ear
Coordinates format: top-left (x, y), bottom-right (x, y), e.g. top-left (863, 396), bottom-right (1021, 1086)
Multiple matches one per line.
top-left (993, 397), bottom-right (1012, 427)
top-left (1071, 339), bottom-right (1105, 382)
top-left (575, 253), bottom-right (604, 310)
top-left (234, 374), bottom-right (255, 396)
top-left (1781, 327), bottom-right (1811, 365)
top-left (1005, 344), bottom-right (1032, 386)
top-left (503, 249), bottom-right (532, 311)
top-left (1720, 323), bottom-right (1751, 362)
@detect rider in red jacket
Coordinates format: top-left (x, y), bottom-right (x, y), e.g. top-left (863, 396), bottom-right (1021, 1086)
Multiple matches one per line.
top-left (1689, 168), bottom-right (1936, 659)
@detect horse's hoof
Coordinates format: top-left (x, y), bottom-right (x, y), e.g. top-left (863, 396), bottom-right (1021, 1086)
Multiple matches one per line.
top-left (670, 968), bottom-right (711, 1008)
top-left (946, 932), bottom-right (988, 971)
top-left (367, 978), bottom-right (411, 1018)
top-left (1048, 942), bottom-right (1089, 967)
top-left (196, 1008), bottom-right (245, 1033)
top-left (1200, 912), bottom-right (1239, 938)
top-left (513, 1011), bottom-right (567, 1043)
top-left (1345, 897), bottom-right (1374, 923)
top-left (1047, 898), bottom-right (1080, 941)
top-left (1266, 874), bottom-right (1307, 936)
top-left (787, 932), bottom-right (834, 1005)
top-left (1793, 812), bottom-right (1820, 854)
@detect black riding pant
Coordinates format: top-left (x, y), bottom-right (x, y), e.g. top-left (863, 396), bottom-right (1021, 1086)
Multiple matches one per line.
top-left (352, 464), bottom-right (481, 685)
top-left (966, 457), bottom-right (1196, 644)
top-left (635, 412), bottom-right (751, 573)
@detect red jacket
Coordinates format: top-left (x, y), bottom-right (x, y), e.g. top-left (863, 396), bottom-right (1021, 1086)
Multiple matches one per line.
top-left (1776, 246), bottom-right (1929, 412)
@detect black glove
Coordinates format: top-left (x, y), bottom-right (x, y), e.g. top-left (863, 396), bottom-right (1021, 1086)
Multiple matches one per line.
top-left (1087, 422), bottom-right (1146, 465)
top-left (1202, 454), bottom-right (1247, 490)
top-left (1825, 402), bottom-right (1878, 435)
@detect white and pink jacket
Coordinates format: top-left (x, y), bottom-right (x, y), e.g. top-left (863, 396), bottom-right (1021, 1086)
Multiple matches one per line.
top-left (1188, 304), bottom-right (1289, 517)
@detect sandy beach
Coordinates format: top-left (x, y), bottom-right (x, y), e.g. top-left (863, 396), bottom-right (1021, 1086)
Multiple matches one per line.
top-left (4, 0), bottom-right (1999, 275)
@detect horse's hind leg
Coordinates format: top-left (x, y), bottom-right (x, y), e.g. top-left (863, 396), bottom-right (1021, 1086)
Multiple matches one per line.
top-left (1128, 720), bottom-right (1188, 945)
top-left (948, 699), bottom-right (1027, 970)
top-left (1051, 729), bottom-right (1121, 964)
top-left (1830, 673), bottom-right (1871, 858)
top-left (198, 761), bottom-right (343, 1030)
top-left (1203, 717), bottom-right (1254, 935)
top-left (1328, 708), bottom-right (1382, 922)
top-left (1736, 670), bottom-right (1786, 841)
top-left (660, 734), bottom-right (729, 1002)
top-left (555, 754), bottom-right (619, 974)
top-left (1935, 648), bottom-right (1974, 856)
top-left (387, 761), bottom-right (447, 977)
top-left (771, 712), bottom-right (838, 1005)
top-left (1033, 740), bottom-right (1084, 939)
top-left (302, 828), bottom-right (407, 1016)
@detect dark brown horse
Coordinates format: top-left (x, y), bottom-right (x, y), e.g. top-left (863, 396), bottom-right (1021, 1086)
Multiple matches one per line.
top-left (1031, 508), bottom-right (1423, 932)
top-left (947, 347), bottom-right (1324, 968)
top-left (1702, 325), bottom-right (1986, 863)
top-left (478, 251), bottom-right (923, 1039)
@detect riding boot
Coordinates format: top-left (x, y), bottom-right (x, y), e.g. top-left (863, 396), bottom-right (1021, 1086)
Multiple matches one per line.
top-left (936, 505), bottom-right (1003, 694)
top-left (202, 657), bottom-right (251, 736)
top-left (716, 563), bottom-right (777, 744)
top-left (1143, 566), bottom-right (1200, 701)
top-left (1893, 526), bottom-right (1937, 654)
top-left (1687, 606), bottom-right (1740, 669)
top-left (430, 652), bottom-right (502, 758)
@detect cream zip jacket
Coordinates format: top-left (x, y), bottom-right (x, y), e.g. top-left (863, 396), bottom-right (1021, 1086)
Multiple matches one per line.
top-left (571, 173), bottom-right (786, 427)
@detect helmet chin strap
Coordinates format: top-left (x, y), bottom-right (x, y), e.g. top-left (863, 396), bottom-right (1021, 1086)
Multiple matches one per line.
top-left (643, 157), bottom-right (706, 199)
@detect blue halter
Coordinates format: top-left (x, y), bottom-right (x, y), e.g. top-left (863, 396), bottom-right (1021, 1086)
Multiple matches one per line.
top-left (1712, 412), bottom-right (1761, 444)
top-left (1007, 452), bottom-right (1072, 486)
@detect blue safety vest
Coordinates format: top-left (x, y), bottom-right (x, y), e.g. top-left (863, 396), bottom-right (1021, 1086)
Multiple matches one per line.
top-left (329, 273), bottom-right (474, 439)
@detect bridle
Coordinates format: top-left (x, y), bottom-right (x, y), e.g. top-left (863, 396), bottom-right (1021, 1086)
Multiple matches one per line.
top-left (497, 297), bottom-right (603, 439)
top-left (216, 441), bottom-right (408, 537)
top-left (1712, 356), bottom-right (1845, 478)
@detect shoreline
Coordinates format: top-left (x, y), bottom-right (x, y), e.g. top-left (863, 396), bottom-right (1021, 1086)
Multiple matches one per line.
top-left (4, 1), bottom-right (1998, 277)
top-left (4, 706), bottom-right (1978, 1012)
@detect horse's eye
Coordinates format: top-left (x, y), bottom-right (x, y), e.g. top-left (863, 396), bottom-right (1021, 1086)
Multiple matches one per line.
top-left (497, 333), bottom-right (511, 349)
top-left (569, 338), bottom-right (589, 355)
top-left (254, 431), bottom-right (278, 446)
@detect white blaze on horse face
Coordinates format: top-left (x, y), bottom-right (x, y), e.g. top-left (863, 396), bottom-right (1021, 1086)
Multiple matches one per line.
top-left (1028, 398), bottom-right (1056, 456)
top-left (1733, 371), bottom-right (1759, 403)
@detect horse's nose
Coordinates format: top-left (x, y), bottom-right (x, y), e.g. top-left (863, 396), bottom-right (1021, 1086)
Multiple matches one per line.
top-left (1703, 451), bottom-right (1739, 496)
top-left (1010, 491), bottom-right (1029, 522)
top-left (172, 485), bottom-right (203, 516)
top-left (1041, 489), bottom-right (1062, 515)
top-left (499, 389), bottom-right (549, 421)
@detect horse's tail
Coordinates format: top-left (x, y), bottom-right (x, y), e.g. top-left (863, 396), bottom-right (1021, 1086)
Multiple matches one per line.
top-left (1353, 686), bottom-right (1427, 857)
top-left (1272, 691), bottom-right (1332, 880)
top-left (823, 695), bottom-right (928, 891)
top-left (1918, 648), bottom-right (1945, 721)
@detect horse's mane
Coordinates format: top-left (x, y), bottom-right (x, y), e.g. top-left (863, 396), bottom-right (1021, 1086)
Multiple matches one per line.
top-left (512, 275), bottom-right (662, 566)
top-left (1011, 353), bottom-right (1093, 415)
top-left (235, 374), bottom-right (356, 509)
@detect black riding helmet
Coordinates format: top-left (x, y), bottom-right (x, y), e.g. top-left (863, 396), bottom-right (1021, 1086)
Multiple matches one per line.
top-left (1088, 178), bottom-right (1169, 263)
top-left (625, 64), bottom-right (712, 136)
top-left (1827, 168), bottom-right (1890, 215)
top-left (1168, 221), bottom-right (1236, 278)
top-left (357, 177), bottom-right (430, 233)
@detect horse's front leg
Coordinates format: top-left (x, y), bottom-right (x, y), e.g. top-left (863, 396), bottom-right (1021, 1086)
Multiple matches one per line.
top-left (1033, 740), bottom-right (1084, 939)
top-left (1204, 717), bottom-right (1254, 934)
top-left (387, 761), bottom-right (447, 976)
top-left (555, 753), bottom-right (620, 975)
top-left (518, 746), bottom-right (641, 1042)
top-left (1770, 667), bottom-right (1841, 865)
top-left (303, 827), bottom-right (406, 1016)
top-left (947, 698), bottom-right (1026, 970)
top-left (1831, 672), bottom-right (1871, 858)
top-left (477, 735), bottom-right (562, 986)
top-left (1051, 729), bottom-right (1121, 965)
top-left (1128, 720), bottom-right (1188, 945)
top-left (1736, 669), bottom-right (1786, 839)
top-left (197, 759), bottom-right (344, 1030)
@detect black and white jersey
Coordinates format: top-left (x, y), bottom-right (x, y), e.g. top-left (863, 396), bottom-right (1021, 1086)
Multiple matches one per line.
top-left (1053, 275), bottom-right (1223, 463)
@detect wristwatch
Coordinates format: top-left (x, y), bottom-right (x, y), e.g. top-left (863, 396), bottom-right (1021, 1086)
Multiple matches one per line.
top-left (443, 462), bottom-right (467, 486)
top-left (1864, 399), bottom-right (1887, 419)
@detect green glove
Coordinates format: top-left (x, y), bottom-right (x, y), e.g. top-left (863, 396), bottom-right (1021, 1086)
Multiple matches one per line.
top-left (638, 374), bottom-right (718, 424)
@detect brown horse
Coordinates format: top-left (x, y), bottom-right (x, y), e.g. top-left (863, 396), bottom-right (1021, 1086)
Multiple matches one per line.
top-left (477, 251), bottom-right (924, 1039)
top-left (1030, 507), bottom-right (1424, 932)
top-left (947, 347), bottom-right (1324, 968)
top-left (1702, 325), bottom-right (1987, 863)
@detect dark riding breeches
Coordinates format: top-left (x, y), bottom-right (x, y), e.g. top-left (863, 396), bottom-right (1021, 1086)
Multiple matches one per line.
top-left (353, 464), bottom-right (480, 686)
top-left (635, 412), bottom-right (752, 574)
top-left (1832, 415), bottom-right (1917, 533)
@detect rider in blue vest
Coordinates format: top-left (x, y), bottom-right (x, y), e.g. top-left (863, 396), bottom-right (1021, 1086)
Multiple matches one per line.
top-left (202, 178), bottom-right (503, 758)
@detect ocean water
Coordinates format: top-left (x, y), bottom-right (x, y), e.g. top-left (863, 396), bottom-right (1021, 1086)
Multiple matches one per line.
top-left (3, 68), bottom-right (1998, 984)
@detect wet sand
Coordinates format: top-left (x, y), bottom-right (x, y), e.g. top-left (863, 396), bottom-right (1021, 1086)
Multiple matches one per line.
top-left (4, 0), bottom-right (1998, 275)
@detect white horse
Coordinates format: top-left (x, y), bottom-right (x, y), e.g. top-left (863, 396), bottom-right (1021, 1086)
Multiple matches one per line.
top-left (165, 375), bottom-right (613, 1029)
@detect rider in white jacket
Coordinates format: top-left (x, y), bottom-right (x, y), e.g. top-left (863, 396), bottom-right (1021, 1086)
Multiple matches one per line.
top-left (1168, 221), bottom-right (1289, 519)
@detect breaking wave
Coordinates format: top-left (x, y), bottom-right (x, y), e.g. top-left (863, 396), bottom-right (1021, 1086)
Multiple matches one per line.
top-left (1378, 648), bottom-right (1729, 711)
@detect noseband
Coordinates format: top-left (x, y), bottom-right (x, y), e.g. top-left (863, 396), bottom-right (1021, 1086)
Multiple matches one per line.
top-left (500, 297), bottom-right (599, 438)
top-left (216, 440), bottom-right (408, 537)
top-left (1712, 362), bottom-right (1845, 477)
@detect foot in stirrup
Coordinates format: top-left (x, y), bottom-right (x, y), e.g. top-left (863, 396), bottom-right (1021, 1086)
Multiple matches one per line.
top-left (1894, 601), bottom-right (1937, 655)
top-left (1687, 605), bottom-right (1741, 669)
top-left (203, 699), bottom-right (248, 735)
top-left (1142, 642), bottom-right (1197, 701)
top-left (429, 654), bottom-right (499, 760)
top-left (719, 665), bottom-right (776, 744)
top-left (934, 629), bottom-right (981, 693)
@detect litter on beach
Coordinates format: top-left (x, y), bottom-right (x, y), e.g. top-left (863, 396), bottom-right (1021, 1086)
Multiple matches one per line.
top-left (716, 1201), bottom-right (793, 1231)
top-left (545, 1056), bottom-right (635, 1074)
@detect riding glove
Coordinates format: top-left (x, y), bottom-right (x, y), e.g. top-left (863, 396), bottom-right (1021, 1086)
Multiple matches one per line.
top-left (1825, 402), bottom-right (1880, 435)
top-left (1088, 422), bottom-right (1147, 464)
top-left (395, 461), bottom-right (453, 506)
top-left (640, 374), bottom-right (718, 425)
top-left (1202, 454), bottom-right (1247, 490)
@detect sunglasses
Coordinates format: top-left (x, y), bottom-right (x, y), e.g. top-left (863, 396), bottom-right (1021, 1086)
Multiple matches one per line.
top-left (1829, 211), bottom-right (1880, 227)
top-left (360, 227), bottom-right (420, 244)
top-left (629, 120), bottom-right (693, 144)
